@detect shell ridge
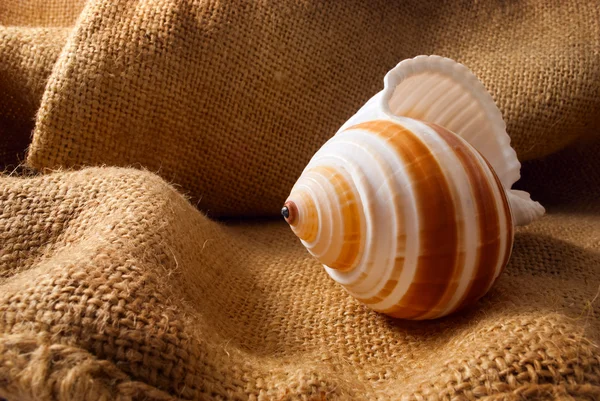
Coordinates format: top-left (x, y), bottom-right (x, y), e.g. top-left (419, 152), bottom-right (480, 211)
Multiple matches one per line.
top-left (324, 130), bottom-right (402, 293)
top-left (361, 120), bottom-right (458, 318)
top-left (507, 189), bottom-right (545, 226)
top-left (312, 139), bottom-right (385, 287)
top-left (298, 177), bottom-right (331, 259)
top-left (380, 55), bottom-right (522, 190)
top-left (414, 123), bottom-right (480, 318)
top-left (339, 126), bottom-right (412, 303)
top-left (306, 166), bottom-right (358, 270)
top-left (428, 123), bottom-right (509, 315)
top-left (283, 56), bottom-right (545, 320)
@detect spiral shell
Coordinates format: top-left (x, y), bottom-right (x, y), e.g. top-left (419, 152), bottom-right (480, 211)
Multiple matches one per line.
top-left (283, 56), bottom-right (544, 320)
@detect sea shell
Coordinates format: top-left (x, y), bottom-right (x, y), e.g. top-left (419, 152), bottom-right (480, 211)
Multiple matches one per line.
top-left (282, 55), bottom-right (545, 320)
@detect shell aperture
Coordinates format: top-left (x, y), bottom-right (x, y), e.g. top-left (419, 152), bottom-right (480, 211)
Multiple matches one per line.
top-left (283, 56), bottom-right (544, 319)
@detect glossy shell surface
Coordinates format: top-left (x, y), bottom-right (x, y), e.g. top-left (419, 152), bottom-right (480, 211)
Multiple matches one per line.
top-left (286, 119), bottom-right (513, 319)
top-left (283, 56), bottom-right (544, 319)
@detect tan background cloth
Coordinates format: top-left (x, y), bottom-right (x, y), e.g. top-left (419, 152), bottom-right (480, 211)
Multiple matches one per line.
top-left (1, 1), bottom-right (600, 400)
top-left (3, 0), bottom-right (599, 216)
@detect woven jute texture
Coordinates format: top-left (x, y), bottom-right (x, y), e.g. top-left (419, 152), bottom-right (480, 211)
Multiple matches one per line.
top-left (0, 0), bottom-right (85, 169)
top-left (10, 0), bottom-right (600, 216)
top-left (1, 147), bottom-right (600, 401)
top-left (1, 1), bottom-right (600, 400)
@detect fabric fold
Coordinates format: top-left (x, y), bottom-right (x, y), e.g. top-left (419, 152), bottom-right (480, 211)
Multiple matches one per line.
top-left (0, 26), bottom-right (70, 169)
top-left (1, 167), bottom-right (599, 400)
top-left (1, 1), bottom-right (600, 400)
top-left (22, 0), bottom-right (600, 217)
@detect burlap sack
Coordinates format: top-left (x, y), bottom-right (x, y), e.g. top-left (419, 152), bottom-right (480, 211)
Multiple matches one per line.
top-left (2, 141), bottom-right (600, 400)
top-left (2, 1), bottom-right (600, 400)
top-left (8, 0), bottom-right (599, 216)
top-left (0, 0), bottom-right (85, 169)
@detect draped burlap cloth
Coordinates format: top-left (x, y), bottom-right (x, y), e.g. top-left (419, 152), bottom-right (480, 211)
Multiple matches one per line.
top-left (1, 1), bottom-right (600, 400)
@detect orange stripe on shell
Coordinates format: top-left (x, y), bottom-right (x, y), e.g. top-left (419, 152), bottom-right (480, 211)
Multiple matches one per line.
top-left (426, 122), bottom-right (503, 317)
top-left (305, 165), bottom-right (363, 271)
top-left (349, 120), bottom-right (459, 319)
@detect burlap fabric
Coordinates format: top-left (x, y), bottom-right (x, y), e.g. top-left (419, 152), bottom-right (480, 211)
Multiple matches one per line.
top-left (1, 1), bottom-right (600, 400)
top-left (2, 0), bottom-right (598, 216)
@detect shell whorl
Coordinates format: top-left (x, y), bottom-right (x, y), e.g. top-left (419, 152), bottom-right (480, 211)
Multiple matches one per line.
top-left (285, 165), bottom-right (365, 271)
top-left (285, 119), bottom-right (514, 319)
top-left (284, 56), bottom-right (544, 319)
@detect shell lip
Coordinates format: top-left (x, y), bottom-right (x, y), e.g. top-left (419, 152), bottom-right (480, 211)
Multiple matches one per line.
top-left (379, 55), bottom-right (434, 117)
top-left (379, 55), bottom-right (464, 116)
top-left (377, 55), bottom-right (522, 189)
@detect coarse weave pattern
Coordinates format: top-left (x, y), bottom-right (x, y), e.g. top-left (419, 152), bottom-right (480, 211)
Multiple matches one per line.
top-left (1, 1), bottom-right (600, 401)
top-left (1, 163), bottom-right (600, 401)
top-left (17, 0), bottom-right (600, 217)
